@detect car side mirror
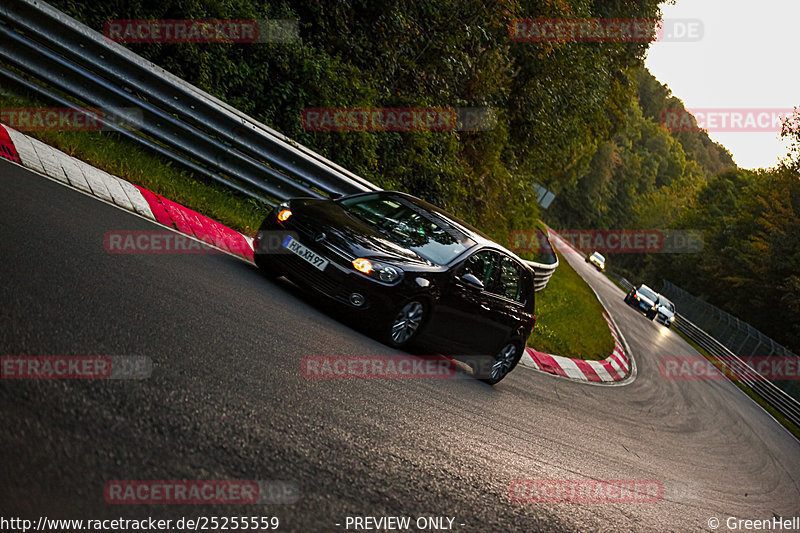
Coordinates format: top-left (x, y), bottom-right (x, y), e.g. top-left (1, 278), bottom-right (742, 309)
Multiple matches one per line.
top-left (460, 273), bottom-right (484, 290)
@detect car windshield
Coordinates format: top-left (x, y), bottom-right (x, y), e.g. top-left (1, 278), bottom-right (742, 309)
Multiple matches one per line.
top-left (339, 193), bottom-right (475, 265)
top-left (639, 286), bottom-right (658, 301)
top-left (592, 252), bottom-right (605, 262)
top-left (661, 301), bottom-right (675, 312)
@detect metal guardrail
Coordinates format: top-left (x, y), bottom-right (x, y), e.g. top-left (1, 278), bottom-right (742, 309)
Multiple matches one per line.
top-left (618, 278), bottom-right (635, 291)
top-left (528, 257), bottom-right (559, 292)
top-left (618, 278), bottom-right (800, 430)
top-left (0, 0), bottom-right (559, 291)
top-left (662, 280), bottom-right (798, 360)
top-left (524, 229), bottom-right (559, 292)
top-left (672, 315), bottom-right (800, 430)
top-left (0, 0), bottom-right (380, 205)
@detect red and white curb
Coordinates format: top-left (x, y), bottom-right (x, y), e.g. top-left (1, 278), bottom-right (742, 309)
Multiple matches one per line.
top-left (519, 313), bottom-right (631, 382)
top-left (0, 123), bottom-right (254, 262)
top-left (518, 228), bottom-right (634, 383)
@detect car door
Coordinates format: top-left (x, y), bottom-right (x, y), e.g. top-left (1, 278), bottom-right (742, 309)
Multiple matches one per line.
top-left (427, 249), bottom-right (502, 355)
top-left (483, 254), bottom-right (533, 344)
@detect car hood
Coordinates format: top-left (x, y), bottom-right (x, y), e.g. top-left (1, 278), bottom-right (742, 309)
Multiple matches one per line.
top-left (657, 307), bottom-right (675, 318)
top-left (287, 199), bottom-right (433, 267)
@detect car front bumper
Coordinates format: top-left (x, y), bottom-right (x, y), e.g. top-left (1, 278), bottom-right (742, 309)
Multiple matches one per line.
top-left (254, 216), bottom-right (423, 316)
top-left (655, 314), bottom-right (674, 327)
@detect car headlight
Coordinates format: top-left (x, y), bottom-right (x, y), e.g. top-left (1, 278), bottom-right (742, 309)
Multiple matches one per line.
top-left (352, 258), bottom-right (403, 283)
top-left (376, 264), bottom-right (401, 282)
top-left (670, 316), bottom-right (675, 322)
top-left (276, 202), bottom-right (292, 223)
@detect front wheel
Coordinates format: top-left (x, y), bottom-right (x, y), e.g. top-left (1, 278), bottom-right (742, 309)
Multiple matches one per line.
top-left (479, 341), bottom-right (523, 385)
top-left (383, 300), bottom-right (426, 348)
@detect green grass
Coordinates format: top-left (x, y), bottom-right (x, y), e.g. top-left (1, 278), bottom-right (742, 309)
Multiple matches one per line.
top-left (527, 249), bottom-right (616, 361)
top-left (673, 329), bottom-right (800, 441)
top-left (0, 87), bottom-right (269, 235)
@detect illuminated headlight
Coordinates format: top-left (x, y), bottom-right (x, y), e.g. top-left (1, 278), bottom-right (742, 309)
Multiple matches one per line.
top-left (352, 258), bottom-right (402, 283)
top-left (670, 316), bottom-right (675, 322)
top-left (276, 202), bottom-right (292, 223)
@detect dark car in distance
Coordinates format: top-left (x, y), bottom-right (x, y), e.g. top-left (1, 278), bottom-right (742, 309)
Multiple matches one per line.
top-left (253, 191), bottom-right (537, 384)
top-left (624, 284), bottom-right (660, 320)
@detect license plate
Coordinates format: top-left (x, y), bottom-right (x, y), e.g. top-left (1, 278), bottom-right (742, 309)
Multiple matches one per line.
top-left (283, 236), bottom-right (329, 271)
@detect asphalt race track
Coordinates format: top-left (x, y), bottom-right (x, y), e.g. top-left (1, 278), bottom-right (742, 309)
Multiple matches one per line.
top-left (2, 158), bottom-right (800, 532)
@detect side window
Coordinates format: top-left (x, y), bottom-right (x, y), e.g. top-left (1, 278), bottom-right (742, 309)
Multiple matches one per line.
top-left (459, 250), bottom-right (498, 289)
top-left (495, 256), bottom-right (525, 303)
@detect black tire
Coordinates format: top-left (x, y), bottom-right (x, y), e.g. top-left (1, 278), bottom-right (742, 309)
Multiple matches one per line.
top-left (624, 294), bottom-right (631, 304)
top-left (254, 253), bottom-right (280, 279)
top-left (383, 299), bottom-right (427, 349)
top-left (478, 340), bottom-right (523, 385)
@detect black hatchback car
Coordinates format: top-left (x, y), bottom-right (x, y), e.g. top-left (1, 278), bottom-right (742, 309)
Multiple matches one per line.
top-left (253, 191), bottom-right (537, 384)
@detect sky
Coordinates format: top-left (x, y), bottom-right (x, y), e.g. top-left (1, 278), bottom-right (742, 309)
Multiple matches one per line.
top-left (644, 0), bottom-right (798, 169)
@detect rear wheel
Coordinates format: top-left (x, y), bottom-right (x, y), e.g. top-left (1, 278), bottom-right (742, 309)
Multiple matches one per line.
top-left (479, 341), bottom-right (523, 385)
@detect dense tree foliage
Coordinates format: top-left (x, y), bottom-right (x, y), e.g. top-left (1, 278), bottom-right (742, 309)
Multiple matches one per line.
top-left (555, 72), bottom-right (798, 352)
top-left (546, 69), bottom-right (735, 230)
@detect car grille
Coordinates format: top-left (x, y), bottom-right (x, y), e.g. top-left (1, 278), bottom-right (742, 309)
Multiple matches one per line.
top-left (274, 252), bottom-right (338, 292)
top-left (272, 249), bottom-right (354, 306)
